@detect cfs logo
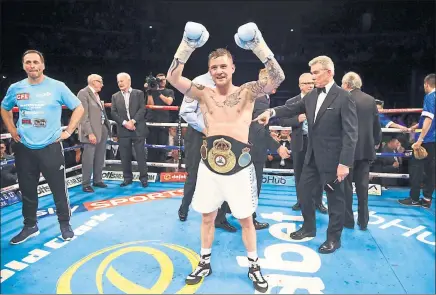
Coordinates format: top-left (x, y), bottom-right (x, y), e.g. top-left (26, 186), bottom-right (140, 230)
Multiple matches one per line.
top-left (56, 241), bottom-right (203, 294)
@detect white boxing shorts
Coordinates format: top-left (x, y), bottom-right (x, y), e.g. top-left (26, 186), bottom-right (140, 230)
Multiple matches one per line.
top-left (192, 161), bottom-right (258, 219)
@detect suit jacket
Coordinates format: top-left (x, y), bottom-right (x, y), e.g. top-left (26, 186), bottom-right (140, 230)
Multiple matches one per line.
top-left (274, 83), bottom-right (358, 172)
top-left (350, 88), bottom-right (382, 161)
top-left (250, 95), bottom-right (280, 161)
top-left (278, 94), bottom-right (306, 152)
top-left (77, 86), bottom-right (111, 143)
top-left (110, 89), bottom-right (148, 138)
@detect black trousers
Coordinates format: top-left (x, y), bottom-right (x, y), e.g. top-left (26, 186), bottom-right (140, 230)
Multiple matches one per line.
top-left (180, 127), bottom-right (203, 213)
top-left (119, 136), bottom-right (148, 182)
top-left (14, 142), bottom-right (71, 227)
top-left (344, 160), bottom-right (370, 227)
top-left (294, 136), bottom-right (323, 205)
top-left (299, 156), bottom-right (345, 241)
top-left (147, 127), bottom-right (168, 172)
top-left (410, 142), bottom-right (435, 201)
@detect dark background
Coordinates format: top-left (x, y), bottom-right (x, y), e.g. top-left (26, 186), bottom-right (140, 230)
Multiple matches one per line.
top-left (0, 0), bottom-right (435, 109)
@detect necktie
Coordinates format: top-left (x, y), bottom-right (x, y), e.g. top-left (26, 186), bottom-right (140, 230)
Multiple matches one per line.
top-left (316, 87), bottom-right (326, 95)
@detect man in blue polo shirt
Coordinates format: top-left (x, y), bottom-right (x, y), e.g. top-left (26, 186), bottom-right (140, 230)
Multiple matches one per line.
top-left (399, 73), bottom-right (435, 208)
top-left (1, 50), bottom-right (84, 244)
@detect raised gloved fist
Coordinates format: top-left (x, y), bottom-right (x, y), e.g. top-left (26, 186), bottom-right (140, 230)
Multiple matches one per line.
top-left (183, 22), bottom-right (209, 49)
top-left (234, 22), bottom-right (273, 63)
top-left (234, 22), bottom-right (261, 50)
top-left (175, 22), bottom-right (209, 63)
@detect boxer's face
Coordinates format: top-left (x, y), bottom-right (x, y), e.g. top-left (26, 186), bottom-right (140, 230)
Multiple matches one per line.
top-left (310, 63), bottom-right (332, 88)
top-left (209, 55), bottom-right (235, 87)
top-left (23, 53), bottom-right (45, 80)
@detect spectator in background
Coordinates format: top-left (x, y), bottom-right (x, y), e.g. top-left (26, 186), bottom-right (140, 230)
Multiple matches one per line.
top-left (166, 126), bottom-right (180, 172)
top-left (77, 74), bottom-right (111, 192)
top-left (145, 73), bottom-right (175, 172)
top-left (111, 73), bottom-right (149, 188)
top-left (1, 140), bottom-right (17, 188)
top-left (375, 137), bottom-right (402, 187)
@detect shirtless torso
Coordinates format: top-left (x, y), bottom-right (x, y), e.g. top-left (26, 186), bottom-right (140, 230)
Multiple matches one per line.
top-left (195, 85), bottom-right (256, 143)
top-left (167, 48), bottom-right (284, 144)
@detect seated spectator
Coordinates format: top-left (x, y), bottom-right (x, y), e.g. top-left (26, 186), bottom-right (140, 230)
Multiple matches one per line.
top-left (1, 140), bottom-right (17, 188)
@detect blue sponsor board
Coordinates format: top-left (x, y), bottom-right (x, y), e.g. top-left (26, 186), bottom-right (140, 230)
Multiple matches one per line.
top-left (262, 174), bottom-right (295, 186)
top-left (0, 191), bottom-right (22, 208)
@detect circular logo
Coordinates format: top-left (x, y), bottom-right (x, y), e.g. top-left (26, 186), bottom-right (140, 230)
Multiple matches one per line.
top-left (214, 155), bottom-right (227, 166)
top-left (56, 241), bottom-right (203, 294)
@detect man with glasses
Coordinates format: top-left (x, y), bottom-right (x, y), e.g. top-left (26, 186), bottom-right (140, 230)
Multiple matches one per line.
top-left (278, 73), bottom-right (327, 214)
top-left (77, 74), bottom-right (111, 192)
top-left (255, 56), bottom-right (358, 254)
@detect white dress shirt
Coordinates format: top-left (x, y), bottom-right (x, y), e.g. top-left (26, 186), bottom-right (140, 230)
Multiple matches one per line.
top-left (314, 79), bottom-right (335, 122)
top-left (122, 87), bottom-right (133, 120)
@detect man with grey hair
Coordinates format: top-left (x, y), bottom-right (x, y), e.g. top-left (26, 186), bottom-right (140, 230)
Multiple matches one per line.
top-left (78, 74), bottom-right (111, 192)
top-left (111, 72), bottom-right (149, 187)
top-left (255, 55), bottom-right (358, 254)
top-left (278, 73), bottom-right (327, 214)
top-left (341, 71), bottom-right (381, 230)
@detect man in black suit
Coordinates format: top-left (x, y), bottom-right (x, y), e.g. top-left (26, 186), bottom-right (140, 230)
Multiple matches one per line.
top-left (278, 73), bottom-right (327, 214)
top-left (111, 72), bottom-right (149, 187)
top-left (341, 72), bottom-right (381, 231)
top-left (255, 56), bottom-right (358, 254)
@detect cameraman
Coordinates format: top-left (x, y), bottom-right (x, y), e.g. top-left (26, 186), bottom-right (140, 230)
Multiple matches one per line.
top-left (145, 73), bottom-right (175, 171)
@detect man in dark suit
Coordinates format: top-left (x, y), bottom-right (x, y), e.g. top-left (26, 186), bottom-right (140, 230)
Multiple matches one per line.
top-left (279, 73), bottom-right (327, 214)
top-left (78, 74), bottom-right (111, 192)
top-left (111, 72), bottom-right (149, 187)
top-left (341, 72), bottom-right (381, 231)
top-left (255, 56), bottom-right (358, 254)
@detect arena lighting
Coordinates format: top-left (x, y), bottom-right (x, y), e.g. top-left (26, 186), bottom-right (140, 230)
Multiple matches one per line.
top-left (149, 25), bottom-right (153, 29)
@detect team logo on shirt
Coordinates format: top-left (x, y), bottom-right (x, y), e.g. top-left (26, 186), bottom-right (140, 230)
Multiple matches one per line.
top-left (16, 93), bottom-right (30, 100)
top-left (33, 118), bottom-right (47, 127)
top-left (21, 118), bottom-right (32, 125)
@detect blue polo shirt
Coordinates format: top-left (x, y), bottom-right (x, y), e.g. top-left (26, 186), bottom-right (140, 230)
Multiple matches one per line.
top-left (415, 90), bottom-right (435, 143)
top-left (1, 76), bottom-right (81, 149)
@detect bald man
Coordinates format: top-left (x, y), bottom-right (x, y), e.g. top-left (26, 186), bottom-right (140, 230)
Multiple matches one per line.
top-left (78, 74), bottom-right (111, 192)
top-left (278, 73), bottom-right (327, 214)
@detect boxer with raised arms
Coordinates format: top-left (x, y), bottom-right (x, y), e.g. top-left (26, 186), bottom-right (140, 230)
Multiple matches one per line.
top-left (167, 21), bottom-right (286, 292)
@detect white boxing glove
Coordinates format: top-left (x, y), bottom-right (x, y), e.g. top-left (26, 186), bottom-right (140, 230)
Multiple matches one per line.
top-left (175, 22), bottom-right (209, 63)
top-left (234, 22), bottom-right (273, 63)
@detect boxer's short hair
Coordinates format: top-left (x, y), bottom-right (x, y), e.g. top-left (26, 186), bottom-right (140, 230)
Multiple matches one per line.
top-left (22, 50), bottom-right (45, 64)
top-left (208, 48), bottom-right (233, 64)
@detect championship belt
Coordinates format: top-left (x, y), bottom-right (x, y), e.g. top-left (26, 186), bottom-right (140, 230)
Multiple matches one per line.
top-left (206, 138), bottom-right (237, 174)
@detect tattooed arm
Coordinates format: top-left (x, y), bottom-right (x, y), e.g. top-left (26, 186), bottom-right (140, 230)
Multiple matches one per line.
top-left (241, 57), bottom-right (286, 100)
top-left (166, 59), bottom-right (208, 101)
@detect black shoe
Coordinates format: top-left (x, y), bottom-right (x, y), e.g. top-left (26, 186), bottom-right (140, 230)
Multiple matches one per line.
top-left (248, 257), bottom-right (268, 293)
top-left (316, 203), bottom-right (328, 214)
top-left (398, 197), bottom-right (420, 206)
top-left (215, 220), bottom-right (237, 232)
top-left (185, 257), bottom-right (212, 285)
top-left (357, 222), bottom-right (368, 231)
top-left (421, 198), bottom-right (432, 209)
top-left (141, 181), bottom-right (148, 188)
top-left (318, 239), bottom-right (341, 254)
top-left (290, 227), bottom-right (316, 240)
top-left (253, 219), bottom-right (269, 230)
top-left (60, 222), bottom-right (74, 241)
top-left (93, 182), bottom-right (107, 188)
top-left (82, 186), bottom-right (94, 193)
top-left (10, 225), bottom-right (40, 245)
top-left (291, 202), bottom-right (301, 211)
top-left (178, 208), bottom-right (188, 222)
top-left (120, 181), bottom-right (132, 187)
